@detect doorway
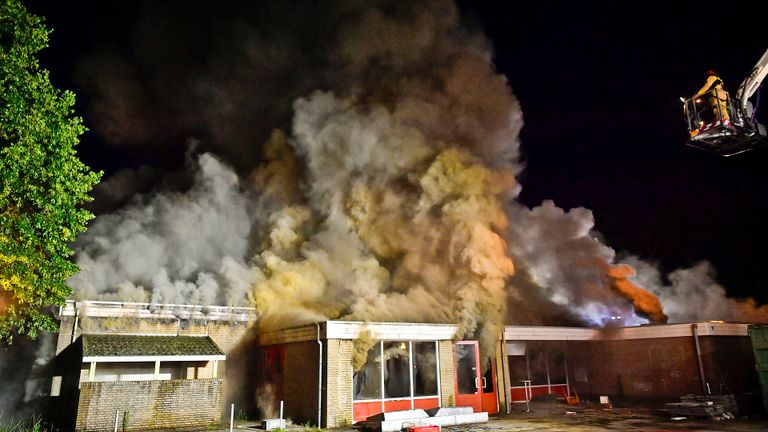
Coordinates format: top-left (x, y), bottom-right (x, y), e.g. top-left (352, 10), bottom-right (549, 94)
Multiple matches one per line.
top-left (453, 341), bottom-right (498, 414)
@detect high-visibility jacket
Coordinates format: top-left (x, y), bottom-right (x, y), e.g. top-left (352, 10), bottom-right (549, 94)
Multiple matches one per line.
top-left (697, 75), bottom-right (728, 101)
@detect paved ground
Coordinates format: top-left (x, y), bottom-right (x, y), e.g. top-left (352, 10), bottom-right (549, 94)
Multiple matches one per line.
top-left (446, 401), bottom-right (768, 431)
top-left (230, 401), bottom-right (768, 432)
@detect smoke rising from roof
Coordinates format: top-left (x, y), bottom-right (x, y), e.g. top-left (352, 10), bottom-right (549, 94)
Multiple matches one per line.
top-left (67, 0), bottom-right (766, 355)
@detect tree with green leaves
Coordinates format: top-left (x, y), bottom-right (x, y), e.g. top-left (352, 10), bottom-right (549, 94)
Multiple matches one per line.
top-left (1, 0), bottom-right (101, 342)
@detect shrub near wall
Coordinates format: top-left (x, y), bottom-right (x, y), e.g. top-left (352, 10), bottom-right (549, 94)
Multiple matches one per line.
top-left (76, 379), bottom-right (222, 431)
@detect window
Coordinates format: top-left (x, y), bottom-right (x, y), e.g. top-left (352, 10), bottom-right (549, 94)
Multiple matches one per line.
top-left (353, 340), bottom-right (439, 401)
top-left (548, 351), bottom-right (566, 384)
top-left (353, 343), bottom-right (382, 400)
top-left (383, 342), bottom-right (410, 398)
top-left (50, 376), bottom-right (62, 397)
top-left (413, 342), bottom-right (438, 396)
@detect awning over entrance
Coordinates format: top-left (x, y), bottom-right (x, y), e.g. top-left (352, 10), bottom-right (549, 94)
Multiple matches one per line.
top-left (81, 334), bottom-right (226, 362)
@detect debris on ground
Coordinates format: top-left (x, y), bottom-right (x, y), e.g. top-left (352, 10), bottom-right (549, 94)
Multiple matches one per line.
top-left (664, 394), bottom-right (738, 420)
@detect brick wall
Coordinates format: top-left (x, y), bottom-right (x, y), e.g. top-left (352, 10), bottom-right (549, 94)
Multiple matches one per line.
top-left (57, 317), bottom-right (76, 355)
top-left (325, 339), bottom-right (354, 428)
top-left (438, 340), bottom-right (456, 406)
top-left (77, 316), bottom-right (181, 336)
top-left (56, 315), bottom-right (255, 419)
top-left (57, 316), bottom-right (252, 355)
top-left (207, 321), bottom-right (252, 352)
top-left (567, 337), bottom-right (701, 399)
top-left (563, 335), bottom-right (756, 400)
top-left (698, 336), bottom-right (758, 395)
top-left (75, 379), bottom-right (222, 431)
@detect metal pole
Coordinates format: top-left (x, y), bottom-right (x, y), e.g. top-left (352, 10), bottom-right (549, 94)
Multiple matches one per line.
top-left (692, 324), bottom-right (707, 394)
top-left (316, 323), bottom-right (323, 428)
top-left (522, 380), bottom-right (531, 413)
top-left (545, 351), bottom-right (551, 395)
top-left (229, 404), bottom-right (234, 432)
top-left (435, 341), bottom-right (442, 407)
top-left (408, 341), bottom-right (415, 410)
top-left (113, 410), bottom-right (119, 432)
top-left (280, 400), bottom-right (284, 428)
top-left (380, 341), bottom-right (385, 415)
top-left (564, 352), bottom-right (571, 398)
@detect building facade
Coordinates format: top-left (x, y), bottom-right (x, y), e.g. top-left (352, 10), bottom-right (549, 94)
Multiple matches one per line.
top-left (51, 301), bottom-right (759, 430)
top-left (259, 321), bottom-right (759, 427)
top-left (52, 301), bottom-right (256, 431)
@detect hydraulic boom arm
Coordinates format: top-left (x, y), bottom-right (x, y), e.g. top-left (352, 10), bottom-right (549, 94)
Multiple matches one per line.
top-left (736, 48), bottom-right (768, 111)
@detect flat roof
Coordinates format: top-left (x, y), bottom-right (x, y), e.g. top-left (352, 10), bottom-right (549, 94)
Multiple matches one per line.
top-left (82, 334), bottom-right (226, 363)
top-left (258, 320), bottom-right (751, 345)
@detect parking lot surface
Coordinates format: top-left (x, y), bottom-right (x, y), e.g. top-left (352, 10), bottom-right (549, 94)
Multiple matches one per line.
top-left (443, 401), bottom-right (768, 432)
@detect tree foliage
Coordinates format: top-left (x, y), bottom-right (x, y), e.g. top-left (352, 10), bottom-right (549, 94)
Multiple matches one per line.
top-left (0, 0), bottom-right (101, 341)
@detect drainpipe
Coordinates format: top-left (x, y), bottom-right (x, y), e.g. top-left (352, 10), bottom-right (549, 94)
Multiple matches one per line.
top-left (315, 322), bottom-right (323, 428)
top-left (692, 324), bottom-right (707, 394)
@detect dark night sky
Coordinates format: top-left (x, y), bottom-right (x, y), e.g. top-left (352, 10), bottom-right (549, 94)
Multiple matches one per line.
top-left (25, 1), bottom-right (768, 304)
top-left (466, 1), bottom-right (768, 304)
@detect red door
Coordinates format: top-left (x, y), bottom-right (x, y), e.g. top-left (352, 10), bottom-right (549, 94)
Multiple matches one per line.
top-left (454, 341), bottom-right (482, 412)
top-left (453, 341), bottom-right (499, 414)
top-left (480, 357), bottom-right (499, 414)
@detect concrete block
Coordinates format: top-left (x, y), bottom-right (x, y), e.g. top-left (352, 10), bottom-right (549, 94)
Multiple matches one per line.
top-left (425, 407), bottom-right (473, 417)
top-left (261, 419), bottom-right (285, 430)
top-left (366, 409), bottom-right (429, 422)
top-left (364, 410), bottom-right (488, 432)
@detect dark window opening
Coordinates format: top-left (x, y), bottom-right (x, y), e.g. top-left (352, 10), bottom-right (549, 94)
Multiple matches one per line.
top-left (353, 343), bottom-right (382, 400)
top-left (413, 342), bottom-right (438, 397)
top-left (383, 341), bottom-right (410, 399)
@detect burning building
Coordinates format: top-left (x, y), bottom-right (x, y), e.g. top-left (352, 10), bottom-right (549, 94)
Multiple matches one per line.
top-left (26, 0), bottom-right (768, 429)
top-left (48, 301), bottom-right (759, 430)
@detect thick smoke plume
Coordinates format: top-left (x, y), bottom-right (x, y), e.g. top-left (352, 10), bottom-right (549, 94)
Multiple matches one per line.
top-left (0, 333), bottom-right (55, 421)
top-left (622, 257), bottom-right (768, 323)
top-left (67, 0), bottom-right (767, 365)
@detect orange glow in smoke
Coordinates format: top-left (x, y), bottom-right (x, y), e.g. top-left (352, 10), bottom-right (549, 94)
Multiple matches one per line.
top-left (607, 264), bottom-right (668, 323)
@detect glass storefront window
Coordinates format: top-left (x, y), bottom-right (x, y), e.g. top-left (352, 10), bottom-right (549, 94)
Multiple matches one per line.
top-left (383, 341), bottom-right (410, 398)
top-left (413, 342), bottom-right (438, 396)
top-left (353, 342), bottom-right (382, 400)
top-left (353, 340), bottom-right (440, 401)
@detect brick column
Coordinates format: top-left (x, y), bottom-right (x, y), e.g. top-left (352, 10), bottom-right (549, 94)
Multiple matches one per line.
top-left (324, 339), bottom-right (354, 427)
top-left (438, 340), bottom-right (456, 407)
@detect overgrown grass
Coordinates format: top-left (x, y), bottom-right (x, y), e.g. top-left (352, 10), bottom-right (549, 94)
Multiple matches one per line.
top-left (0, 417), bottom-right (46, 432)
top-left (301, 421), bottom-right (325, 432)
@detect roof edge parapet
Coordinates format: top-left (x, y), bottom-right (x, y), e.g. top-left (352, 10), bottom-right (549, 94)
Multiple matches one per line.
top-left (59, 299), bottom-right (257, 322)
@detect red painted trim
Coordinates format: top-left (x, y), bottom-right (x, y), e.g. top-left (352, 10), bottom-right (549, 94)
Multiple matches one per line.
top-left (352, 397), bottom-right (439, 422)
top-left (353, 400), bottom-right (381, 422)
top-left (413, 397), bottom-right (440, 410)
